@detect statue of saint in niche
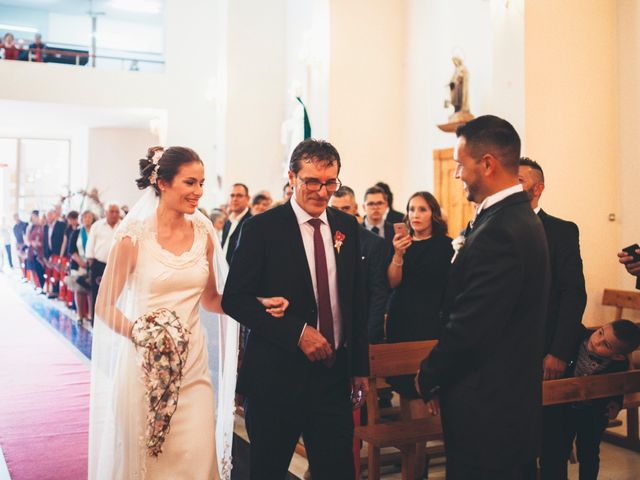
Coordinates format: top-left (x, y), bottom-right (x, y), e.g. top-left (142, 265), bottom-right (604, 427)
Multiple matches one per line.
top-left (439, 55), bottom-right (474, 131)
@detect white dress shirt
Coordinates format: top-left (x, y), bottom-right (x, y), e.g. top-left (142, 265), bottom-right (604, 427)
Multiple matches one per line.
top-left (475, 184), bottom-right (524, 217)
top-left (363, 218), bottom-right (386, 238)
top-left (222, 207), bottom-right (249, 256)
top-left (290, 197), bottom-right (343, 349)
top-left (85, 218), bottom-right (120, 263)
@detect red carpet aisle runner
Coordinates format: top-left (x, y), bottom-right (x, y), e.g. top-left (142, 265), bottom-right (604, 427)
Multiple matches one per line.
top-left (0, 278), bottom-right (89, 480)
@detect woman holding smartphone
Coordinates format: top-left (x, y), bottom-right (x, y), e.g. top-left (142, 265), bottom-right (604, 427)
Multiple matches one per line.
top-left (386, 191), bottom-right (453, 477)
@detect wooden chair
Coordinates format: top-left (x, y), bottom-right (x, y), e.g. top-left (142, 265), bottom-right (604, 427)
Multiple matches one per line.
top-left (354, 341), bottom-right (442, 480)
top-left (601, 289), bottom-right (640, 452)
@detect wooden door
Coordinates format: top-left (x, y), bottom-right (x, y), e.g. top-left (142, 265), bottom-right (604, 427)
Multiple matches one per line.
top-left (432, 147), bottom-right (475, 238)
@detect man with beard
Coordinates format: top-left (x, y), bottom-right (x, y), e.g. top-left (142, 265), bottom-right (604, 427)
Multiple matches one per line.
top-left (416, 115), bottom-right (550, 479)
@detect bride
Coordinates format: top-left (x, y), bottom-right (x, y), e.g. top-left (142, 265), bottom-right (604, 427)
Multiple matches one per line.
top-left (88, 146), bottom-right (287, 479)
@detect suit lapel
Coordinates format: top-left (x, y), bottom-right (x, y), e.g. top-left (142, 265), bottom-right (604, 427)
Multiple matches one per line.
top-left (326, 208), bottom-right (347, 310)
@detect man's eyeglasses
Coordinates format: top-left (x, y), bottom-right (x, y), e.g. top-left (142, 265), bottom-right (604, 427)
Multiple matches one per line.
top-left (297, 177), bottom-right (342, 193)
top-left (365, 201), bottom-right (386, 208)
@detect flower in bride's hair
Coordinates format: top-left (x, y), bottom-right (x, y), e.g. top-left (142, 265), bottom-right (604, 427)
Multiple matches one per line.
top-left (149, 165), bottom-right (159, 185)
top-left (151, 148), bottom-right (164, 165)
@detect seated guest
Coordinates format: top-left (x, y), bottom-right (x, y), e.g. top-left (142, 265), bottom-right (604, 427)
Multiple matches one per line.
top-left (542, 320), bottom-right (640, 480)
top-left (209, 209), bottom-right (227, 241)
top-left (375, 181), bottom-right (405, 223)
top-left (330, 186), bottom-right (389, 344)
top-left (25, 210), bottom-right (45, 288)
top-left (65, 210), bottom-right (95, 323)
top-left (251, 193), bottom-right (270, 215)
top-left (28, 33), bottom-right (46, 62)
top-left (1, 33), bottom-right (20, 60)
top-left (618, 246), bottom-right (640, 290)
top-left (86, 203), bottom-right (121, 323)
top-left (363, 186), bottom-right (394, 246)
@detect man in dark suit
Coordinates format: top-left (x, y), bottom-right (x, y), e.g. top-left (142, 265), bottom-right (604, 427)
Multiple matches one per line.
top-left (222, 139), bottom-right (369, 480)
top-left (416, 115), bottom-right (550, 479)
top-left (43, 209), bottom-right (67, 297)
top-left (518, 158), bottom-right (587, 479)
top-left (375, 181), bottom-right (405, 224)
top-left (518, 158), bottom-right (587, 378)
top-left (331, 185), bottom-right (389, 344)
top-left (362, 186), bottom-right (395, 248)
top-left (221, 183), bottom-right (252, 264)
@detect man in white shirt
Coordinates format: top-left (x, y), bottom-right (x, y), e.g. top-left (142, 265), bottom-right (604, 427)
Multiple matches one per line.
top-left (86, 203), bottom-right (121, 323)
top-left (221, 183), bottom-right (252, 264)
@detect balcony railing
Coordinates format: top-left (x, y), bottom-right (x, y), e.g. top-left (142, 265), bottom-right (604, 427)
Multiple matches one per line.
top-left (1, 42), bottom-right (164, 72)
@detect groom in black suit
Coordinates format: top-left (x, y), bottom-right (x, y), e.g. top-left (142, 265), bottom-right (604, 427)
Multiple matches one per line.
top-left (416, 115), bottom-right (550, 479)
top-left (222, 139), bottom-right (369, 480)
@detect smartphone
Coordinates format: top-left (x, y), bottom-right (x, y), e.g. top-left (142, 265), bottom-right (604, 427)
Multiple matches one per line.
top-left (623, 243), bottom-right (640, 262)
top-left (393, 222), bottom-right (409, 237)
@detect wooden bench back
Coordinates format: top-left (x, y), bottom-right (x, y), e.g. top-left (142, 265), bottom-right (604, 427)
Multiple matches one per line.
top-left (602, 289), bottom-right (640, 320)
top-left (369, 340), bottom-right (438, 378)
top-left (543, 370), bottom-right (640, 406)
top-left (366, 341), bottom-right (438, 424)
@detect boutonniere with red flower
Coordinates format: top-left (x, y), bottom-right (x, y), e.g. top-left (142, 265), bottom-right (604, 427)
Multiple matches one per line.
top-left (334, 231), bottom-right (345, 254)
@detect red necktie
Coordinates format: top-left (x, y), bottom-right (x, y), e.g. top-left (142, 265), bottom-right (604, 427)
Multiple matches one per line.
top-left (308, 219), bottom-right (336, 353)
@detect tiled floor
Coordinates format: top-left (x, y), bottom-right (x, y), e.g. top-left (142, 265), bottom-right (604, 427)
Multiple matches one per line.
top-left (9, 275), bottom-right (92, 359)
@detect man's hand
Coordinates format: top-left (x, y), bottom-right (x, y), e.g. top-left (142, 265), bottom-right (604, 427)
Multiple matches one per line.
top-left (298, 326), bottom-right (333, 362)
top-left (257, 296), bottom-right (290, 318)
top-left (618, 249), bottom-right (640, 277)
top-left (543, 354), bottom-right (567, 380)
top-left (605, 401), bottom-right (621, 420)
top-left (426, 397), bottom-right (440, 416)
top-left (351, 377), bottom-right (369, 409)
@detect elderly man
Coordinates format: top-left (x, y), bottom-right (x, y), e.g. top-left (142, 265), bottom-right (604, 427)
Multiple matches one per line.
top-left (86, 203), bottom-right (121, 323)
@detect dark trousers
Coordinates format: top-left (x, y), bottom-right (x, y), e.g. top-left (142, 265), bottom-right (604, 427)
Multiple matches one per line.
top-left (89, 260), bottom-right (106, 321)
top-left (540, 403), bottom-right (608, 480)
top-left (4, 245), bottom-right (13, 268)
top-left (446, 456), bottom-right (536, 480)
top-left (28, 257), bottom-right (45, 287)
top-left (244, 349), bottom-right (354, 480)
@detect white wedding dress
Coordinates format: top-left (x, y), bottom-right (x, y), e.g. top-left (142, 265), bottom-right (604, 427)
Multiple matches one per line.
top-left (89, 189), bottom-right (237, 480)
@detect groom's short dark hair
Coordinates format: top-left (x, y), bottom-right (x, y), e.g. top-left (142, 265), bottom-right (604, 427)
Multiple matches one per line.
top-left (289, 139), bottom-right (341, 175)
top-left (456, 115), bottom-right (521, 174)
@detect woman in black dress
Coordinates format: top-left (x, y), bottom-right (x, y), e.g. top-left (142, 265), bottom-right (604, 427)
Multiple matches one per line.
top-left (386, 191), bottom-right (453, 351)
top-left (386, 191), bottom-right (453, 477)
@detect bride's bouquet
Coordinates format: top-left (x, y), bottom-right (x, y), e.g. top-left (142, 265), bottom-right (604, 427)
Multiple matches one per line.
top-left (131, 308), bottom-right (190, 457)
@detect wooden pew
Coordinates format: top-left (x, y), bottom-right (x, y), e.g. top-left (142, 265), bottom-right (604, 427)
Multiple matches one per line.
top-left (601, 289), bottom-right (640, 452)
top-left (356, 339), bottom-right (640, 480)
top-left (355, 341), bottom-right (441, 480)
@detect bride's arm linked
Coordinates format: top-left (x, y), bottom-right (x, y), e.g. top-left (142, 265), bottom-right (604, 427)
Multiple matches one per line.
top-left (201, 235), bottom-right (224, 314)
top-left (201, 235), bottom-right (290, 317)
top-left (94, 236), bottom-right (138, 338)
